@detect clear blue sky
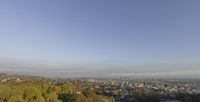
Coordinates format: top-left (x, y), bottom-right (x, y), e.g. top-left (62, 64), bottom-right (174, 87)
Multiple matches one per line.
top-left (0, 0), bottom-right (200, 78)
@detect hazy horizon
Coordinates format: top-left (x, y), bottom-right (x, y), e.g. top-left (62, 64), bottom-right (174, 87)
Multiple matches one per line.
top-left (0, 0), bottom-right (200, 78)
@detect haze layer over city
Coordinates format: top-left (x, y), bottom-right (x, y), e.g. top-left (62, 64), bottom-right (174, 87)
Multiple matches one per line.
top-left (0, 0), bottom-right (200, 78)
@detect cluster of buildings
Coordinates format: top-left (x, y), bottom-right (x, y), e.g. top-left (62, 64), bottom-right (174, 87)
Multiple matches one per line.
top-left (76, 78), bottom-right (200, 102)
top-left (122, 79), bottom-right (200, 94)
top-left (1, 73), bottom-right (200, 102)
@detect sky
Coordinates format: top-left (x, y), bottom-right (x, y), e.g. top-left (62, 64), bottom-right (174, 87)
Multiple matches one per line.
top-left (0, 0), bottom-right (200, 78)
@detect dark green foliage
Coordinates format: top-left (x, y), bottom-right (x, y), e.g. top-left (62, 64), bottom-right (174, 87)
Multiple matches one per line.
top-left (0, 82), bottom-right (113, 102)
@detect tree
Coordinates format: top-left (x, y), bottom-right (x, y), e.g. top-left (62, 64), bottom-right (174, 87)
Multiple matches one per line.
top-left (45, 92), bottom-right (61, 102)
top-left (24, 87), bottom-right (45, 102)
top-left (8, 95), bottom-right (25, 102)
top-left (75, 95), bottom-right (87, 102)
